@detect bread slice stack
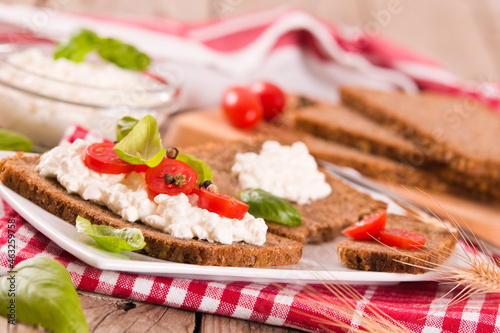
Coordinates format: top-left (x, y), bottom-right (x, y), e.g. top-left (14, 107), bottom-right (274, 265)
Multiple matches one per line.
top-left (293, 86), bottom-right (500, 201)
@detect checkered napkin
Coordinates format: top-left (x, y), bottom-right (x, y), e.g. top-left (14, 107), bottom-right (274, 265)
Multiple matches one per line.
top-left (1, 201), bottom-right (500, 332)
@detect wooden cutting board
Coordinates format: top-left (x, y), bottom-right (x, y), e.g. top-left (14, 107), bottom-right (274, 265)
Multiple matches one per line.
top-left (163, 108), bottom-right (500, 248)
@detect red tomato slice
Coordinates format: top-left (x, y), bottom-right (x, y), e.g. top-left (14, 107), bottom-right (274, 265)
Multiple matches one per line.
top-left (134, 164), bottom-right (150, 173)
top-left (221, 86), bottom-right (263, 129)
top-left (379, 229), bottom-right (426, 250)
top-left (196, 187), bottom-right (249, 220)
top-left (341, 210), bottom-right (387, 240)
top-left (248, 81), bottom-right (286, 121)
top-left (84, 142), bottom-right (135, 174)
top-left (145, 158), bottom-right (198, 197)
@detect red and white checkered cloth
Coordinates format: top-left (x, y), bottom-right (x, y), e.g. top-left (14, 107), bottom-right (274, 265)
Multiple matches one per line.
top-left (1, 200), bottom-right (500, 333)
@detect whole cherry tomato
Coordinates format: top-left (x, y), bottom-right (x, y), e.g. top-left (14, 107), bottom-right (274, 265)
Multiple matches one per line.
top-left (341, 210), bottom-right (387, 240)
top-left (248, 81), bottom-right (286, 121)
top-left (221, 86), bottom-right (263, 129)
top-left (84, 142), bottom-right (135, 174)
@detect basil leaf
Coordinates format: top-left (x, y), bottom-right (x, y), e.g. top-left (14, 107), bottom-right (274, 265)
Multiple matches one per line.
top-left (177, 153), bottom-right (213, 185)
top-left (0, 257), bottom-right (88, 332)
top-left (54, 29), bottom-right (99, 62)
top-left (76, 216), bottom-right (146, 253)
top-left (98, 38), bottom-right (150, 71)
top-left (114, 115), bottom-right (165, 167)
top-left (116, 116), bottom-right (139, 142)
top-left (0, 129), bottom-right (32, 152)
top-left (239, 189), bottom-right (301, 226)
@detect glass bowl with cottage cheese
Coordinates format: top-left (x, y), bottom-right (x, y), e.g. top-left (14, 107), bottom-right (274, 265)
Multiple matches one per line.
top-left (0, 43), bottom-right (181, 150)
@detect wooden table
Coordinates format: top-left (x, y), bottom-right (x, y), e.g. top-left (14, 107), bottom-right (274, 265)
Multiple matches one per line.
top-left (1, 1), bottom-right (499, 332)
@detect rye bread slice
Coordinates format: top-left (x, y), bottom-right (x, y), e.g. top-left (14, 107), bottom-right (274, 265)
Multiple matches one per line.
top-left (0, 154), bottom-right (303, 267)
top-left (183, 139), bottom-right (387, 244)
top-left (340, 86), bottom-right (500, 180)
top-left (302, 135), bottom-right (453, 193)
top-left (294, 105), bottom-right (431, 168)
top-left (337, 214), bottom-right (458, 274)
top-left (291, 104), bottom-right (500, 201)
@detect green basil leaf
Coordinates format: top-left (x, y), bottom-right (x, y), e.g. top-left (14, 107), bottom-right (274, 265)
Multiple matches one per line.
top-left (0, 257), bottom-right (88, 332)
top-left (114, 115), bottom-right (165, 167)
top-left (0, 129), bottom-right (32, 152)
top-left (76, 216), bottom-right (146, 253)
top-left (116, 116), bottom-right (139, 142)
top-left (54, 29), bottom-right (99, 62)
top-left (239, 189), bottom-right (301, 226)
top-left (176, 153), bottom-right (213, 185)
top-left (98, 38), bottom-right (150, 71)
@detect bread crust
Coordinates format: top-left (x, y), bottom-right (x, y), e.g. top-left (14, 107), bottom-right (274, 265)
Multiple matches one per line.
top-left (0, 154), bottom-right (303, 267)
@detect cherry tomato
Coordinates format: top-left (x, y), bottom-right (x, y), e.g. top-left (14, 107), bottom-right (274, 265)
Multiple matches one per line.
top-left (221, 86), bottom-right (263, 129)
top-left (196, 187), bottom-right (249, 220)
top-left (341, 210), bottom-right (387, 240)
top-left (248, 81), bottom-right (286, 121)
top-left (145, 158), bottom-right (198, 197)
top-left (84, 142), bottom-right (135, 174)
top-left (134, 164), bottom-right (150, 173)
top-left (379, 228), bottom-right (426, 250)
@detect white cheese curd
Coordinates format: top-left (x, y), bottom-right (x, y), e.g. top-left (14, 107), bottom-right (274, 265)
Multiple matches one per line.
top-left (231, 140), bottom-right (332, 204)
top-left (36, 139), bottom-right (267, 245)
top-left (0, 48), bottom-right (173, 148)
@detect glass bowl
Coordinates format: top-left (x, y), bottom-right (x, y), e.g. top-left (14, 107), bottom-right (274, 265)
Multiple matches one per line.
top-left (0, 43), bottom-right (182, 150)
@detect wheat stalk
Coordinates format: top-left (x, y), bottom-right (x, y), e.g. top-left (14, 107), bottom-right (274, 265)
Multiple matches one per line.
top-left (399, 189), bottom-right (500, 305)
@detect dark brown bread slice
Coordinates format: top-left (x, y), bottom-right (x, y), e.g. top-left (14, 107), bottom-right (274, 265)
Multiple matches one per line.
top-left (183, 139), bottom-right (387, 244)
top-left (302, 135), bottom-right (453, 192)
top-left (295, 105), bottom-right (500, 200)
top-left (337, 214), bottom-right (458, 274)
top-left (295, 105), bottom-right (431, 168)
top-left (0, 154), bottom-right (303, 267)
top-left (340, 86), bottom-right (500, 180)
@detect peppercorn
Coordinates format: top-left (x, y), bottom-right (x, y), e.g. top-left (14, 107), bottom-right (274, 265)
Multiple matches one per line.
top-left (167, 147), bottom-right (179, 159)
top-left (163, 173), bottom-right (175, 184)
top-left (207, 184), bottom-right (217, 193)
top-left (199, 180), bottom-right (212, 189)
top-left (174, 174), bottom-right (187, 187)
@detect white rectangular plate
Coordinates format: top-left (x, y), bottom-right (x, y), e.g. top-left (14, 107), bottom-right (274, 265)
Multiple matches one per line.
top-left (0, 151), bottom-right (463, 284)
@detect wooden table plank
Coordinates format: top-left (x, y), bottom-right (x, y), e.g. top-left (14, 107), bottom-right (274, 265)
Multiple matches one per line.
top-left (0, 290), bottom-right (196, 333)
top-left (201, 314), bottom-right (302, 333)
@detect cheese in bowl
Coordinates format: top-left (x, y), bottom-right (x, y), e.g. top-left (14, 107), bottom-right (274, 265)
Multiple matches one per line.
top-left (0, 43), bottom-right (181, 149)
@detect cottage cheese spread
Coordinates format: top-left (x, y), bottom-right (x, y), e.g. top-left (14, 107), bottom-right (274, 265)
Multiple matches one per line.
top-left (35, 139), bottom-right (267, 245)
top-left (231, 141), bottom-right (332, 204)
top-left (0, 48), bottom-right (173, 148)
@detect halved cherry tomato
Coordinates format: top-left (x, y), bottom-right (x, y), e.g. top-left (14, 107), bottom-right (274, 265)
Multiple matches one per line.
top-left (145, 158), bottom-right (198, 197)
top-left (222, 86), bottom-right (263, 129)
top-left (248, 81), bottom-right (286, 121)
top-left (379, 228), bottom-right (426, 250)
top-left (134, 164), bottom-right (150, 173)
top-left (195, 187), bottom-right (249, 220)
top-left (84, 142), bottom-right (135, 174)
top-left (341, 210), bottom-right (387, 240)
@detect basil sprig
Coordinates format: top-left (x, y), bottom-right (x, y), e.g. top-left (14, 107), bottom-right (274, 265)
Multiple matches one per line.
top-left (0, 257), bottom-right (88, 332)
top-left (114, 115), bottom-right (165, 168)
top-left (54, 29), bottom-right (150, 71)
top-left (116, 116), bottom-right (139, 142)
top-left (239, 189), bottom-right (302, 226)
top-left (0, 129), bottom-right (32, 152)
top-left (177, 153), bottom-right (213, 185)
top-left (76, 216), bottom-right (146, 253)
